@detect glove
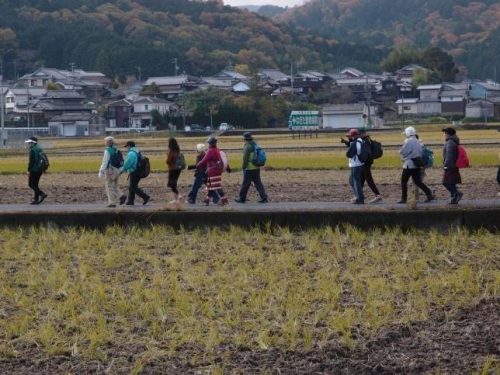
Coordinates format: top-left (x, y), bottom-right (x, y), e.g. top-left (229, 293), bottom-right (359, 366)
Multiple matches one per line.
top-left (226, 166), bottom-right (232, 173)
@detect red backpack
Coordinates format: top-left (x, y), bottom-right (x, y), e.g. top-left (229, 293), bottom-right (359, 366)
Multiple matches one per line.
top-left (456, 145), bottom-right (470, 168)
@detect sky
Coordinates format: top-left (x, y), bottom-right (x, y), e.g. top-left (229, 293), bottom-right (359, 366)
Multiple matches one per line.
top-left (224, 0), bottom-right (306, 7)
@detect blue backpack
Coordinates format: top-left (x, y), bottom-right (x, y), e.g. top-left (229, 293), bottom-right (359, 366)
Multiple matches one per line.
top-left (421, 145), bottom-right (434, 168)
top-left (109, 147), bottom-right (124, 168)
top-left (252, 144), bottom-right (267, 167)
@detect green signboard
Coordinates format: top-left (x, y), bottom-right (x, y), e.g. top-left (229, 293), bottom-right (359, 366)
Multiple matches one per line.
top-left (288, 111), bottom-right (320, 130)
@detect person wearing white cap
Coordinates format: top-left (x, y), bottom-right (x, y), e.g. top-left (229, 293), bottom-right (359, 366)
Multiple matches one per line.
top-left (186, 143), bottom-right (207, 204)
top-left (25, 136), bottom-right (48, 204)
top-left (398, 127), bottom-right (433, 204)
top-left (98, 136), bottom-right (126, 207)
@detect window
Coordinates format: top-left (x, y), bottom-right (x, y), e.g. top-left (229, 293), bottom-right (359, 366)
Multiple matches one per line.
top-left (144, 104), bottom-right (149, 111)
top-left (403, 106), bottom-right (411, 111)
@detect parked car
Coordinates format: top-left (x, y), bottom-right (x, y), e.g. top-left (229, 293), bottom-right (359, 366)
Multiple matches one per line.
top-left (219, 122), bottom-right (234, 131)
top-left (185, 124), bottom-right (206, 132)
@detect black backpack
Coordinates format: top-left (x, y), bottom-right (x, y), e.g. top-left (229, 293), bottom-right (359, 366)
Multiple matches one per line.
top-left (109, 148), bottom-right (124, 168)
top-left (368, 138), bottom-right (383, 159)
top-left (357, 139), bottom-right (372, 163)
top-left (135, 152), bottom-right (150, 178)
top-left (39, 150), bottom-right (50, 172)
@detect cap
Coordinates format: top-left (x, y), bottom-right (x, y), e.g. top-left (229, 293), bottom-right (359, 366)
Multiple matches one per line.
top-left (124, 141), bottom-right (135, 147)
top-left (403, 126), bottom-right (416, 137)
top-left (196, 143), bottom-right (206, 152)
top-left (243, 132), bottom-right (253, 141)
top-left (207, 136), bottom-right (217, 146)
top-left (442, 127), bottom-right (456, 135)
top-left (25, 136), bottom-right (38, 144)
top-left (346, 129), bottom-right (360, 138)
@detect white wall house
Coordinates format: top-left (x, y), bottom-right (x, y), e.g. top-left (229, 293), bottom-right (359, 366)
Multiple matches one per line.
top-left (322, 103), bottom-right (377, 129)
top-left (395, 98), bottom-right (419, 116)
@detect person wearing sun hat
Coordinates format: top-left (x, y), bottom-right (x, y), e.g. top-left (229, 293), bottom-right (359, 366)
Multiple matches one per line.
top-left (344, 128), bottom-right (365, 204)
top-left (25, 136), bottom-right (48, 205)
top-left (442, 127), bottom-right (463, 204)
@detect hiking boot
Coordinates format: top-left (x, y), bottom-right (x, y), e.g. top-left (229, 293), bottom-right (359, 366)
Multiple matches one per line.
top-left (218, 197), bottom-right (229, 206)
top-left (119, 195), bottom-right (127, 205)
top-left (107, 204), bottom-right (116, 208)
top-left (234, 198), bottom-right (246, 203)
top-left (397, 199), bottom-right (407, 204)
top-left (38, 193), bottom-right (47, 204)
top-left (143, 196), bottom-right (150, 205)
top-left (258, 198), bottom-right (268, 203)
top-left (368, 195), bottom-right (382, 204)
top-left (125, 202), bottom-right (134, 206)
top-left (30, 200), bottom-right (40, 205)
top-left (352, 200), bottom-right (364, 204)
top-left (454, 191), bottom-right (463, 204)
top-left (186, 199), bottom-right (195, 204)
top-left (350, 197), bottom-right (358, 203)
top-left (424, 195), bottom-right (434, 203)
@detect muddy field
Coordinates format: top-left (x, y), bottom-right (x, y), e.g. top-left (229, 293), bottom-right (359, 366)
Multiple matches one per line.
top-left (1, 167), bottom-right (499, 205)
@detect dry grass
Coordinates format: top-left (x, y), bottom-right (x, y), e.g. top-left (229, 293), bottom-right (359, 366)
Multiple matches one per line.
top-left (0, 226), bottom-right (498, 368)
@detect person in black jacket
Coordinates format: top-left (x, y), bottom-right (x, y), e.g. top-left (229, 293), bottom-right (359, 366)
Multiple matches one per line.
top-left (442, 127), bottom-right (463, 204)
top-left (25, 136), bottom-right (48, 205)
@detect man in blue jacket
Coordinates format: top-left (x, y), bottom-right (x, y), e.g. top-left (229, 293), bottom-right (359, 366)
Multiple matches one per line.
top-left (120, 141), bottom-right (150, 205)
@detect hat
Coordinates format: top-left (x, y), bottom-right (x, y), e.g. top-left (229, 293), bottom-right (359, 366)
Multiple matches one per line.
top-left (346, 128), bottom-right (360, 138)
top-left (207, 136), bottom-right (217, 146)
top-left (124, 141), bottom-right (135, 147)
top-left (243, 132), bottom-right (253, 141)
top-left (196, 143), bottom-right (206, 153)
top-left (403, 126), bottom-right (416, 137)
top-left (442, 127), bottom-right (456, 136)
top-left (25, 136), bottom-right (38, 144)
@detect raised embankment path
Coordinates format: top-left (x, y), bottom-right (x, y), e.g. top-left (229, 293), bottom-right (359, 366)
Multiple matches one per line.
top-left (0, 200), bottom-right (499, 231)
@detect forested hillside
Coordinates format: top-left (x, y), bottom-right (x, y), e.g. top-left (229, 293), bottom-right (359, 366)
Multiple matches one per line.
top-left (0, 0), bottom-right (384, 81)
top-left (278, 0), bottom-right (500, 79)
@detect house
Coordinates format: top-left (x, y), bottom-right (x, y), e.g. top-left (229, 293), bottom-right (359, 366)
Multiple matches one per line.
top-left (340, 67), bottom-right (365, 78)
top-left (489, 97), bottom-right (500, 118)
top-left (31, 90), bottom-right (93, 121)
top-left (395, 98), bottom-right (419, 116)
top-left (130, 97), bottom-right (176, 129)
top-left (17, 67), bottom-right (109, 92)
top-left (417, 84), bottom-right (442, 115)
top-left (469, 81), bottom-right (500, 100)
top-left (214, 70), bottom-right (249, 83)
top-left (322, 103), bottom-right (377, 129)
top-left (107, 98), bottom-right (133, 129)
top-left (4, 88), bottom-right (47, 113)
top-left (465, 100), bottom-right (494, 119)
top-left (48, 112), bottom-right (105, 137)
top-left (143, 75), bottom-right (201, 99)
top-left (396, 64), bottom-right (429, 83)
top-left (334, 77), bottom-right (379, 102)
top-left (440, 83), bottom-right (469, 117)
top-left (258, 69), bottom-right (289, 88)
top-left (291, 71), bottom-right (332, 94)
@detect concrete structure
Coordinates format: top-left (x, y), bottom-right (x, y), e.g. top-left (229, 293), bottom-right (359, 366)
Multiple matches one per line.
top-left (48, 112), bottom-right (105, 136)
top-left (465, 100), bottom-right (494, 119)
top-left (322, 103), bottom-right (376, 129)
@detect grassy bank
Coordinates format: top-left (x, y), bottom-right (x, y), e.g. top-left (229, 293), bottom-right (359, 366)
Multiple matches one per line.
top-left (0, 226), bottom-right (497, 371)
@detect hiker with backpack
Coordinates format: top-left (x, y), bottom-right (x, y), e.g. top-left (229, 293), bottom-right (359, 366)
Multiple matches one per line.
top-left (344, 129), bottom-right (366, 204)
top-left (342, 129), bottom-right (383, 203)
top-left (442, 127), bottom-right (464, 204)
top-left (398, 127), bottom-right (434, 204)
top-left (25, 136), bottom-right (48, 205)
top-left (196, 136), bottom-right (228, 206)
top-left (235, 132), bottom-right (268, 204)
top-left (186, 143), bottom-right (207, 204)
top-left (166, 137), bottom-right (185, 204)
top-left (120, 141), bottom-right (150, 206)
top-left (98, 136), bottom-right (126, 208)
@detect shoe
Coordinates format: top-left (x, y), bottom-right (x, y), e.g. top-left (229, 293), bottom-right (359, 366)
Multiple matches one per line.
top-left (234, 198), bottom-right (246, 203)
top-left (125, 202), bottom-right (134, 206)
top-left (424, 195), bottom-right (434, 203)
top-left (119, 195), bottom-right (127, 205)
top-left (454, 191), bottom-right (463, 204)
top-left (30, 200), bottom-right (40, 205)
top-left (203, 198), bottom-right (210, 206)
top-left (397, 200), bottom-right (407, 204)
top-left (350, 197), bottom-right (358, 203)
top-left (258, 198), bottom-right (268, 203)
top-left (352, 200), bottom-right (364, 204)
top-left (107, 204), bottom-right (116, 208)
top-left (218, 197), bottom-right (229, 206)
top-left (168, 200), bottom-right (177, 204)
top-left (143, 196), bottom-right (150, 205)
top-left (38, 193), bottom-right (47, 204)
top-left (186, 199), bottom-right (195, 204)
top-left (368, 195), bottom-right (382, 204)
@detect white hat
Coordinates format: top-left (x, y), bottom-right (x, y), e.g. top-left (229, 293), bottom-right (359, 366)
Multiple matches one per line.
top-left (403, 126), bottom-right (416, 137)
top-left (25, 136), bottom-right (38, 144)
top-left (196, 143), bottom-right (206, 153)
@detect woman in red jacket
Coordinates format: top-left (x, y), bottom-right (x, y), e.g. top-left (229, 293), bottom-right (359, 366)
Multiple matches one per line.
top-left (196, 137), bottom-right (228, 206)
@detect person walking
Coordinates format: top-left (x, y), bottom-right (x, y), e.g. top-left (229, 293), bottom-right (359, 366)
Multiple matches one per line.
top-left (398, 126), bottom-right (433, 204)
top-left (442, 127), bottom-right (463, 204)
top-left (25, 136), bottom-right (48, 205)
top-left (166, 137), bottom-right (184, 204)
top-left (235, 132), bottom-right (268, 203)
top-left (186, 143), bottom-right (207, 204)
top-left (342, 129), bottom-right (382, 203)
top-left (345, 129), bottom-right (365, 204)
top-left (196, 137), bottom-right (228, 205)
top-left (98, 136), bottom-right (126, 207)
top-left (120, 141), bottom-right (150, 206)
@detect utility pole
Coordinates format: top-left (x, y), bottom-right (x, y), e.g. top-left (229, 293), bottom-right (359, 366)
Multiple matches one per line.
top-left (27, 85), bottom-right (30, 129)
top-left (173, 58), bottom-right (179, 76)
top-left (0, 85), bottom-right (5, 147)
top-left (136, 66), bottom-right (142, 81)
top-left (290, 62), bottom-right (294, 95)
top-left (365, 76), bottom-right (372, 128)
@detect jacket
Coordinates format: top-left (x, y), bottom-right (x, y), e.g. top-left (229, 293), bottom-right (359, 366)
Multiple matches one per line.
top-left (197, 146), bottom-right (223, 177)
top-left (98, 146), bottom-right (118, 176)
top-left (400, 136), bottom-right (422, 169)
top-left (443, 134), bottom-right (459, 169)
top-left (121, 147), bottom-right (139, 173)
top-left (346, 138), bottom-right (364, 167)
top-left (242, 140), bottom-right (258, 170)
top-left (28, 143), bottom-right (43, 173)
top-left (166, 149), bottom-right (179, 170)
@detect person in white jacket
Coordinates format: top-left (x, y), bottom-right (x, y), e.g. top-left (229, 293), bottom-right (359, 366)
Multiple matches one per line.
top-left (98, 136), bottom-right (126, 207)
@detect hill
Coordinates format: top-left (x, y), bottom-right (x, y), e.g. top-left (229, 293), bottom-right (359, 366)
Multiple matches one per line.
top-left (0, 0), bottom-right (383, 81)
top-left (277, 0), bottom-right (500, 79)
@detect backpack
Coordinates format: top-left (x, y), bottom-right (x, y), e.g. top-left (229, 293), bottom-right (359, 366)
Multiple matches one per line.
top-left (220, 150), bottom-right (229, 170)
top-left (135, 152), bottom-right (151, 178)
top-left (109, 148), bottom-right (124, 168)
top-left (39, 150), bottom-right (49, 172)
top-left (357, 139), bottom-right (372, 163)
top-left (456, 145), bottom-right (470, 168)
top-left (368, 139), bottom-right (383, 160)
top-left (252, 144), bottom-right (266, 167)
top-left (421, 145), bottom-right (434, 168)
top-left (175, 153), bottom-right (186, 170)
